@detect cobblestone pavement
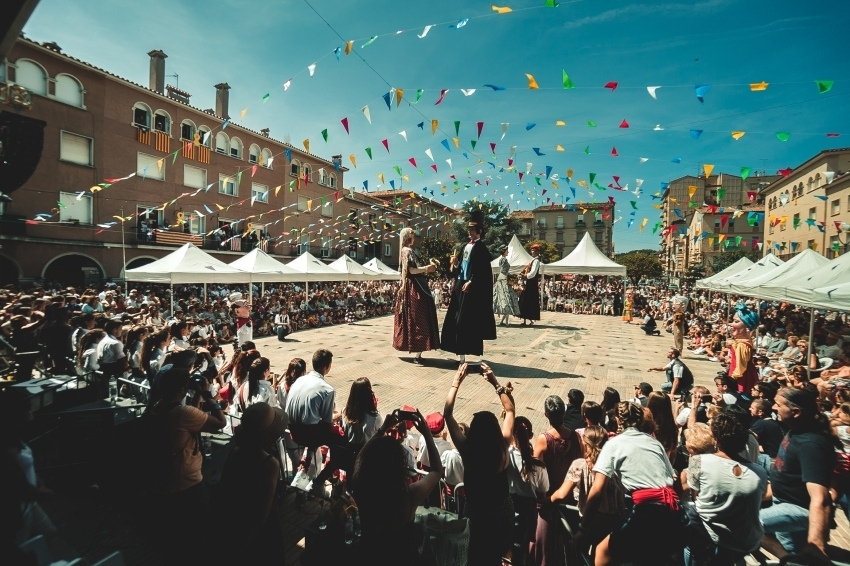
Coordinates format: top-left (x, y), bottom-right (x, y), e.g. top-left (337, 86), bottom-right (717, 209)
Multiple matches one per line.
top-left (259, 310), bottom-right (721, 435)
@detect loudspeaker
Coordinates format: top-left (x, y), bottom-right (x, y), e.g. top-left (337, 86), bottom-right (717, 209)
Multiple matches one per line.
top-left (0, 110), bottom-right (46, 195)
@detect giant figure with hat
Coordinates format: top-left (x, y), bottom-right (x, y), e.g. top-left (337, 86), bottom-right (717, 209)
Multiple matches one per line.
top-left (229, 292), bottom-right (253, 346)
top-left (729, 302), bottom-right (760, 394)
top-left (518, 243), bottom-right (542, 325)
top-left (441, 210), bottom-right (496, 363)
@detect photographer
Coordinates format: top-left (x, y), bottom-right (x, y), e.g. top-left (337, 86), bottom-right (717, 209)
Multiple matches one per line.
top-left (648, 348), bottom-right (693, 397)
top-left (146, 365), bottom-right (226, 564)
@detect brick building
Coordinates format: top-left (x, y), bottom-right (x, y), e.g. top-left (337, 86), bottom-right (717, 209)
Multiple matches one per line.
top-left (0, 38), bottom-right (363, 287)
top-left (509, 203), bottom-right (615, 258)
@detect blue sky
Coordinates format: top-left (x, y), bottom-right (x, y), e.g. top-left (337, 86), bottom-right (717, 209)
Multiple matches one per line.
top-left (23, 0), bottom-right (850, 252)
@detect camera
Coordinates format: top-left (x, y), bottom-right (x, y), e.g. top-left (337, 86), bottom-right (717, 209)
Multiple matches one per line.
top-left (188, 374), bottom-right (208, 394)
top-left (394, 409), bottom-right (418, 422)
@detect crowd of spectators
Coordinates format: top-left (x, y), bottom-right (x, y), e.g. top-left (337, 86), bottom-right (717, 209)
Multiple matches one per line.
top-left (2, 274), bottom-right (850, 565)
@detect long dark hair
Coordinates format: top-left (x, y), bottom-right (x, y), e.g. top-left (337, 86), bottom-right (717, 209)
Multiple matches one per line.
top-left (284, 358), bottom-right (306, 390)
top-left (646, 392), bottom-right (678, 454)
top-left (352, 435), bottom-right (410, 532)
top-left (246, 357), bottom-right (270, 398)
top-left (465, 411), bottom-right (507, 483)
top-left (140, 328), bottom-right (170, 376)
top-left (512, 416), bottom-right (543, 482)
top-left (343, 378), bottom-right (376, 424)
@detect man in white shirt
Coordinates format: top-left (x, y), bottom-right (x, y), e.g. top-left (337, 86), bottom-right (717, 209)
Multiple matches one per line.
top-left (285, 349), bottom-right (352, 494)
top-left (816, 334), bottom-right (843, 360)
top-left (97, 319), bottom-right (128, 381)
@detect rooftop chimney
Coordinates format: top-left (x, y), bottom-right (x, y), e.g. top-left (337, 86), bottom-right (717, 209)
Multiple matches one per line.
top-left (260, 128), bottom-right (270, 137)
top-left (148, 50), bottom-right (167, 94)
top-left (215, 83), bottom-right (230, 120)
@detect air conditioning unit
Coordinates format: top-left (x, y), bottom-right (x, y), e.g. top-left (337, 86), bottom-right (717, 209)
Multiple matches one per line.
top-left (321, 249), bottom-right (330, 258)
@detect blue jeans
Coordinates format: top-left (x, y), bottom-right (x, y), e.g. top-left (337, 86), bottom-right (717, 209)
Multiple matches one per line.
top-left (759, 498), bottom-right (809, 553)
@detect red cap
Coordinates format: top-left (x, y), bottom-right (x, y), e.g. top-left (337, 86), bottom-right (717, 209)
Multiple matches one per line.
top-left (426, 412), bottom-right (445, 434)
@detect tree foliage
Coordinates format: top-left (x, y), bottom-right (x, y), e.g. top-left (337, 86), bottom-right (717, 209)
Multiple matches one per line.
top-left (524, 240), bottom-right (560, 264)
top-left (615, 251), bottom-right (664, 285)
top-left (450, 199), bottom-right (524, 260)
top-left (709, 248), bottom-right (761, 275)
top-left (419, 237), bottom-right (457, 278)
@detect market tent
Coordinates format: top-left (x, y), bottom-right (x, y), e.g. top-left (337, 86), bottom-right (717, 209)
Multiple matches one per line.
top-left (694, 257), bottom-right (753, 290)
top-left (703, 253), bottom-right (784, 292)
top-left (228, 248), bottom-right (302, 282)
top-left (810, 281), bottom-right (850, 312)
top-left (285, 252), bottom-right (346, 282)
top-left (125, 243), bottom-right (250, 284)
top-left (362, 257), bottom-right (401, 280)
top-left (778, 252), bottom-right (850, 308)
top-left (490, 234), bottom-right (535, 275)
top-left (543, 233), bottom-right (627, 276)
top-left (328, 255), bottom-right (380, 281)
top-left (725, 249), bottom-right (830, 298)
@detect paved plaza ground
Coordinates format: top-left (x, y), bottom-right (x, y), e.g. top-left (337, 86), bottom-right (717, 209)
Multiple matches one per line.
top-left (260, 309), bottom-right (718, 434)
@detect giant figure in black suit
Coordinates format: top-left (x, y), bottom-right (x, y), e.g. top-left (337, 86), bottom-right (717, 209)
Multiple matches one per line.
top-left (441, 210), bottom-right (497, 362)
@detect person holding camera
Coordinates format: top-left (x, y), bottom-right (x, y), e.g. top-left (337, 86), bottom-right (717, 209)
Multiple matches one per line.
top-left (648, 347), bottom-right (693, 397)
top-left (444, 361), bottom-right (515, 565)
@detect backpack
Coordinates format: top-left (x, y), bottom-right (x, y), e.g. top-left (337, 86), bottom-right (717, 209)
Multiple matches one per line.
top-left (679, 361), bottom-right (694, 385)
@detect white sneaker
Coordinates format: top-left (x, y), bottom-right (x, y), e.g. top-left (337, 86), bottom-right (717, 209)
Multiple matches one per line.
top-left (693, 348), bottom-right (705, 355)
top-left (708, 357), bottom-right (719, 362)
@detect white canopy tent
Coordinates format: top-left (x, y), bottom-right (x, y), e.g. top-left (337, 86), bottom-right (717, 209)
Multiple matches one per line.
top-left (543, 233), bottom-right (627, 276)
top-left (286, 251), bottom-right (347, 282)
top-left (228, 248), bottom-right (302, 283)
top-left (811, 281), bottom-right (850, 312)
top-left (490, 234), bottom-right (535, 275)
top-left (694, 257), bottom-right (753, 290)
top-left (328, 255), bottom-right (381, 281)
top-left (362, 257), bottom-right (401, 280)
top-left (125, 243), bottom-right (251, 312)
top-left (776, 252), bottom-right (850, 308)
top-left (701, 253), bottom-right (784, 292)
top-left (725, 249), bottom-right (830, 298)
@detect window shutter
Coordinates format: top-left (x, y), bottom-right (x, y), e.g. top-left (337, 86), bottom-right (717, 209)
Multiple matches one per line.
top-left (60, 132), bottom-right (91, 165)
top-left (184, 165), bottom-right (206, 189)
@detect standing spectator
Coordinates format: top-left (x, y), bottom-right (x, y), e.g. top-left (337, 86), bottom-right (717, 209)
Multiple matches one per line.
top-left (444, 362), bottom-right (515, 565)
top-left (97, 319), bottom-right (128, 382)
top-left (760, 387), bottom-right (836, 563)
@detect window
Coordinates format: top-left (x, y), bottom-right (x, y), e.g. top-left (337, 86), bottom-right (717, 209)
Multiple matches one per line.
top-left (808, 207), bottom-right (817, 222)
top-left (322, 201), bottom-right (333, 218)
top-left (831, 199), bottom-right (840, 216)
top-left (14, 59), bottom-right (47, 95)
top-left (183, 165), bottom-right (206, 189)
top-left (59, 131), bottom-right (92, 166)
top-left (595, 231), bottom-right (603, 243)
top-left (427, 226), bottom-right (433, 238)
top-left (768, 223), bottom-right (774, 235)
top-left (414, 225), bottom-right (421, 236)
top-left (261, 148), bottom-right (273, 168)
top-left (252, 183), bottom-right (268, 203)
top-left (188, 213), bottom-right (205, 236)
top-left (298, 195), bottom-right (310, 211)
top-left (576, 217), bottom-right (585, 227)
top-left (290, 160), bottom-right (300, 176)
top-left (414, 203), bottom-right (422, 214)
top-left (59, 191), bottom-right (92, 224)
top-left (54, 74), bottom-right (84, 107)
top-left (249, 144), bottom-right (260, 164)
top-left (576, 230), bottom-right (585, 242)
top-left (367, 213), bottom-right (376, 229)
top-left (828, 236), bottom-right (840, 258)
top-left (137, 152), bottom-right (165, 180)
top-left (133, 103), bottom-right (151, 129)
top-left (728, 219), bottom-right (735, 230)
top-left (303, 164), bottom-right (312, 182)
top-left (219, 173), bottom-right (237, 196)
top-left (814, 174), bottom-right (821, 188)
top-left (153, 110), bottom-right (171, 135)
top-left (537, 218), bottom-right (547, 228)
top-left (385, 244), bottom-right (392, 257)
top-left (180, 120), bottom-right (196, 141)
top-left (198, 126), bottom-right (212, 147)
top-left (556, 216), bottom-right (564, 229)
top-left (793, 213), bottom-right (800, 229)
top-left (714, 218), bottom-right (721, 229)
top-left (318, 168), bottom-right (328, 186)
top-left (230, 137), bottom-right (243, 159)
top-left (349, 208), bottom-right (358, 227)
top-left (780, 219), bottom-right (786, 231)
top-left (215, 132), bottom-right (229, 154)
top-left (328, 173), bottom-right (337, 189)
top-left (808, 239), bottom-right (815, 250)
top-left (556, 232), bottom-right (563, 243)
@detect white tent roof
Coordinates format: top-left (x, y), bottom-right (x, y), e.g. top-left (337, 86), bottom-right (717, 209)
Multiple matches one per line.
top-left (125, 243), bottom-right (250, 284)
top-left (490, 234), bottom-right (535, 275)
top-left (704, 253), bottom-right (784, 292)
top-left (228, 248), bottom-right (302, 282)
top-left (779, 252), bottom-right (850, 308)
top-left (328, 255), bottom-right (380, 281)
top-left (544, 233), bottom-right (627, 276)
top-left (362, 257), bottom-right (401, 280)
top-left (726, 249), bottom-right (831, 298)
top-left (811, 281), bottom-right (850, 312)
top-left (285, 251), bottom-right (346, 281)
top-left (694, 257), bottom-right (753, 289)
